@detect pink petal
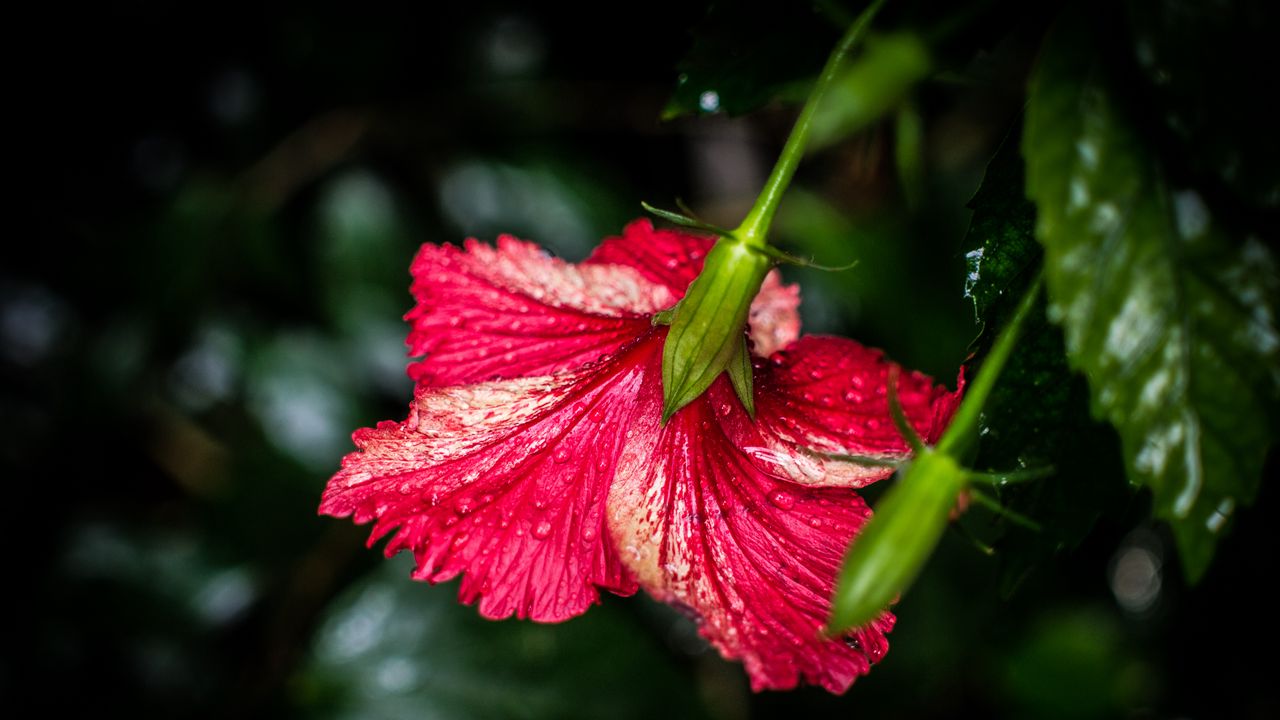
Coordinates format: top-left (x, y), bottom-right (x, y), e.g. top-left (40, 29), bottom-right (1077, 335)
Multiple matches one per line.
top-left (608, 364), bottom-right (896, 693)
top-left (405, 235), bottom-right (672, 386)
top-left (751, 336), bottom-right (964, 488)
top-left (320, 339), bottom-right (676, 621)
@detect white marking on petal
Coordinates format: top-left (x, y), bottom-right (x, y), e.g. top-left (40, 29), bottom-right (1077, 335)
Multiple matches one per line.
top-left (462, 237), bottom-right (677, 315)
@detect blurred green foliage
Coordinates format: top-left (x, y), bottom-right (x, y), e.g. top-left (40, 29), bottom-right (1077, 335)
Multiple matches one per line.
top-left (5, 1), bottom-right (1277, 719)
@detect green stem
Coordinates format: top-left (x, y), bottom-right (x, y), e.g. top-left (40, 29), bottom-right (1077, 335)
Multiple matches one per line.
top-left (733, 0), bottom-right (887, 246)
top-left (936, 273), bottom-right (1043, 457)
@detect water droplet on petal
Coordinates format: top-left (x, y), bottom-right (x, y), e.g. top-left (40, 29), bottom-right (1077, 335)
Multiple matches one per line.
top-left (808, 517), bottom-right (823, 528)
top-left (769, 490), bottom-right (796, 510)
top-left (533, 520), bottom-right (553, 539)
top-left (455, 496), bottom-right (474, 515)
top-left (717, 403), bottom-right (732, 417)
top-left (588, 407), bottom-right (605, 423)
top-left (553, 449), bottom-right (571, 464)
top-left (582, 526), bottom-right (597, 542)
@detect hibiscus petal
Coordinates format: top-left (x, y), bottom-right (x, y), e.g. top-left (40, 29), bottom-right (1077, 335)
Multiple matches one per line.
top-left (320, 339), bottom-right (673, 621)
top-left (751, 336), bottom-right (964, 487)
top-left (406, 235), bottom-right (671, 385)
top-left (608, 368), bottom-right (895, 693)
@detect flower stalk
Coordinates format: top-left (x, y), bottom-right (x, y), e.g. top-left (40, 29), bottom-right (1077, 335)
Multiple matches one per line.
top-left (660, 0), bottom-right (888, 422)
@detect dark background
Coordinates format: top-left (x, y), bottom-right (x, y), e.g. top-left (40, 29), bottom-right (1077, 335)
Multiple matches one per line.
top-left (5, 2), bottom-right (1277, 718)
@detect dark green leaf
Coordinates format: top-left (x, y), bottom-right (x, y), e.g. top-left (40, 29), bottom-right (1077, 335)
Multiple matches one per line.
top-left (1024, 9), bottom-right (1280, 581)
top-left (663, 1), bottom-right (840, 119)
top-left (962, 132), bottom-right (1129, 593)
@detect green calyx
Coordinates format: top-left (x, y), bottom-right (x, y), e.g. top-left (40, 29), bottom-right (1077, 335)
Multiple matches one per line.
top-left (660, 237), bottom-right (771, 423)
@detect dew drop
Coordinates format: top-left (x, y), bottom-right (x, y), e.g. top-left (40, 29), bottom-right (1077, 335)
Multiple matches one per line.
top-left (717, 403), bottom-right (732, 417)
top-left (664, 257), bottom-right (679, 270)
top-left (808, 517), bottom-right (823, 528)
top-left (455, 496), bottom-right (474, 515)
top-left (533, 520), bottom-right (553, 539)
top-left (452, 533), bottom-right (469, 549)
top-left (769, 490), bottom-right (796, 510)
top-left (843, 389), bottom-right (863, 404)
top-left (582, 526), bottom-right (597, 542)
top-left (588, 407), bottom-right (605, 423)
top-left (553, 449), bottom-right (571, 464)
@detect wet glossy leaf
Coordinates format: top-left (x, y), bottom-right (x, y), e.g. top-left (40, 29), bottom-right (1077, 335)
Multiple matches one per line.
top-left (1024, 10), bottom-right (1280, 581)
top-left (962, 132), bottom-right (1128, 591)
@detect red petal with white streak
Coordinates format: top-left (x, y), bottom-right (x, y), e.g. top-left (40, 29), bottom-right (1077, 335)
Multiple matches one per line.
top-left (321, 337), bottom-right (666, 621)
top-left (609, 356), bottom-right (910, 693)
top-left (405, 235), bottom-right (669, 386)
top-left (751, 336), bottom-right (964, 488)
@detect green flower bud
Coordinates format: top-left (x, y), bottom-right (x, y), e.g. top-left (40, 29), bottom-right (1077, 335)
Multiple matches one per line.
top-left (827, 449), bottom-right (967, 633)
top-left (661, 237), bottom-right (770, 423)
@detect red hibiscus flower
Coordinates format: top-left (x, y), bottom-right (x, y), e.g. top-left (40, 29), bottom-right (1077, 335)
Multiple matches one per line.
top-left (320, 219), bottom-right (961, 693)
